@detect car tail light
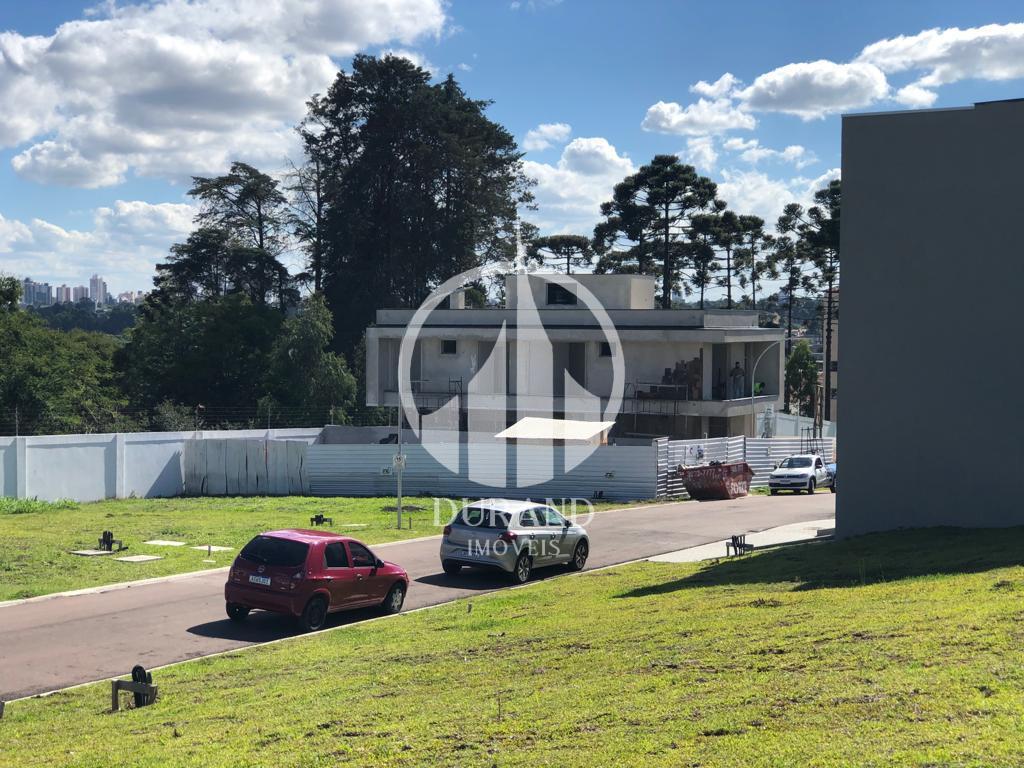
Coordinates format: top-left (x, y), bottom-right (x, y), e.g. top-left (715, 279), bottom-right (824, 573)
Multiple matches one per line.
top-left (443, 524), bottom-right (452, 536)
top-left (499, 531), bottom-right (518, 543)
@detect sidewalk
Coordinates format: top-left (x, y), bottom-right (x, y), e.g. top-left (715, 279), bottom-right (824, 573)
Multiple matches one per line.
top-left (649, 517), bottom-right (835, 563)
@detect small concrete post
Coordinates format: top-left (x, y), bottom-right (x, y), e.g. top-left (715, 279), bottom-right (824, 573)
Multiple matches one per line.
top-left (114, 432), bottom-right (126, 499)
top-left (14, 437), bottom-right (27, 500)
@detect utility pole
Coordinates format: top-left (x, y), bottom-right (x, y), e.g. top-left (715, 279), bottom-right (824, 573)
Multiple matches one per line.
top-left (395, 406), bottom-right (404, 529)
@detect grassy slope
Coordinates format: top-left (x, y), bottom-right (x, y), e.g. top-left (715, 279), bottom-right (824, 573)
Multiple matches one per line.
top-left (5, 526), bottom-right (1024, 767)
top-left (0, 496), bottom-right (636, 601)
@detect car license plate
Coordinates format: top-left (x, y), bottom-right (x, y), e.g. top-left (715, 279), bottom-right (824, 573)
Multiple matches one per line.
top-left (249, 574), bottom-right (271, 586)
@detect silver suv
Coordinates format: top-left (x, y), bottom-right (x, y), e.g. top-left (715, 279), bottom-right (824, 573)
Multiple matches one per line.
top-left (440, 499), bottom-right (590, 584)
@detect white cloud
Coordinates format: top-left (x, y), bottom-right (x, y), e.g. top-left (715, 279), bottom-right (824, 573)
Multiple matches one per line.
top-left (523, 122), bottom-right (572, 151)
top-left (736, 60), bottom-right (889, 119)
top-left (641, 98), bottom-right (756, 136)
top-left (715, 167), bottom-right (840, 229)
top-left (0, 0), bottom-right (446, 187)
top-left (690, 73), bottom-right (740, 99)
top-left (720, 138), bottom-right (816, 169)
top-left (680, 136), bottom-right (717, 172)
top-left (722, 137), bottom-right (758, 152)
top-left (0, 200), bottom-right (197, 291)
top-left (894, 83), bottom-right (938, 108)
top-left (857, 23), bottom-right (1024, 87)
top-left (523, 137), bottom-right (634, 232)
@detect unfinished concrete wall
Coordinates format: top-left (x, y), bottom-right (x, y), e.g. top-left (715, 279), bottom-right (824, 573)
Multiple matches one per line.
top-left (839, 99), bottom-right (1024, 536)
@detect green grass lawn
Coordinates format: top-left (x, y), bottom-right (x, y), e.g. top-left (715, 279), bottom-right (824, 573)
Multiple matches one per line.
top-left (5, 526), bottom-right (1024, 767)
top-left (0, 496), bottom-right (643, 601)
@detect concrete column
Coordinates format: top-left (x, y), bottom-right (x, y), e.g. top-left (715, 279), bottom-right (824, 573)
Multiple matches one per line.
top-left (365, 327), bottom-right (380, 406)
top-left (114, 433), bottom-right (126, 499)
top-left (701, 345), bottom-right (713, 400)
top-left (15, 437), bottom-right (27, 499)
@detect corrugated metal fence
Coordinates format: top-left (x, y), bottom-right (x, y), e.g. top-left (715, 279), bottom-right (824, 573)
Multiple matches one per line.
top-left (655, 436), bottom-right (836, 499)
top-left (183, 439), bottom-right (310, 496)
top-left (303, 437), bottom-right (835, 502)
top-left (305, 444), bottom-right (657, 502)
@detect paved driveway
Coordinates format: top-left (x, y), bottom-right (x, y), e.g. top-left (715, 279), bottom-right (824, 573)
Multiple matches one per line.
top-left (0, 493), bottom-right (834, 700)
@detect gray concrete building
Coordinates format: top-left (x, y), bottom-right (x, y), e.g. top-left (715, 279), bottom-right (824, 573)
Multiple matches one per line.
top-left (839, 98), bottom-right (1024, 536)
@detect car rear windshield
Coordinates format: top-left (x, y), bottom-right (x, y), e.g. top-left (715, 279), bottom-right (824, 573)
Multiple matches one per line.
top-left (780, 457), bottom-right (812, 468)
top-left (239, 535), bottom-right (309, 567)
top-left (453, 507), bottom-right (511, 530)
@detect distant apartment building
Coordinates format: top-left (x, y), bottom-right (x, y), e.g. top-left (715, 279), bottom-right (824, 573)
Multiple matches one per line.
top-left (841, 98), bottom-right (1024, 536)
top-left (365, 273), bottom-right (784, 440)
top-left (55, 285), bottom-right (72, 303)
top-left (20, 278), bottom-right (53, 307)
top-left (72, 285), bottom-right (89, 302)
top-left (116, 290), bottom-right (146, 304)
top-left (89, 274), bottom-right (108, 306)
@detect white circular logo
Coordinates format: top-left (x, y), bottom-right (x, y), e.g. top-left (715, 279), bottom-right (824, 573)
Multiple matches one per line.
top-left (397, 262), bottom-right (625, 489)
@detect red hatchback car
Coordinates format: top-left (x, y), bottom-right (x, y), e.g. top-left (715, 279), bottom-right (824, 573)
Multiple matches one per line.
top-left (225, 530), bottom-right (409, 632)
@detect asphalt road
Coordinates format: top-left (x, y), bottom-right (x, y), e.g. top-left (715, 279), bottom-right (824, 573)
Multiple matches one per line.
top-left (0, 494), bottom-right (834, 700)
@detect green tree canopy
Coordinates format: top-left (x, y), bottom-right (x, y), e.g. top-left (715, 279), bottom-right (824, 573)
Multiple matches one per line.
top-left (0, 309), bottom-right (132, 435)
top-left (0, 275), bottom-right (21, 312)
top-left (785, 339), bottom-right (818, 417)
top-left (118, 294), bottom-right (284, 411)
top-left (527, 234), bottom-right (594, 273)
top-left (593, 155), bottom-right (719, 307)
top-left (304, 56), bottom-right (533, 353)
top-left (261, 294), bottom-right (357, 424)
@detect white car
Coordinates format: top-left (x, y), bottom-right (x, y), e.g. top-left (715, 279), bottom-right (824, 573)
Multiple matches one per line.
top-left (768, 454), bottom-right (832, 495)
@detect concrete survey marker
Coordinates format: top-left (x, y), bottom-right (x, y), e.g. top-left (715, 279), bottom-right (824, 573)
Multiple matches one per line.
top-left (143, 540), bottom-right (186, 547)
top-left (190, 545), bottom-right (232, 552)
top-left (70, 549), bottom-right (116, 557)
top-left (341, 523), bottom-right (368, 528)
top-left (115, 555), bottom-right (163, 563)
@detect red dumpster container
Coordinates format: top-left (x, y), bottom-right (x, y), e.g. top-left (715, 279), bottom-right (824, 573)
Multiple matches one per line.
top-left (675, 462), bottom-right (755, 501)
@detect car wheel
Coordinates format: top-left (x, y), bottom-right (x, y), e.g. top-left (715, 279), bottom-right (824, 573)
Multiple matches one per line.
top-left (512, 552), bottom-right (532, 584)
top-left (570, 540), bottom-right (589, 572)
top-left (830, 482), bottom-right (837, 494)
top-left (381, 583), bottom-right (406, 615)
top-left (299, 596), bottom-right (328, 633)
top-left (806, 478), bottom-right (816, 495)
top-left (769, 489), bottom-right (778, 496)
top-left (226, 602), bottom-right (250, 622)
top-left (442, 560), bottom-right (462, 576)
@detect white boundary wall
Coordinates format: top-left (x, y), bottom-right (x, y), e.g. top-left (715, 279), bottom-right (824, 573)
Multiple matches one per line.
top-left (1, 429), bottom-right (835, 503)
top-left (306, 444), bottom-right (657, 502)
top-left (0, 429), bottom-right (321, 502)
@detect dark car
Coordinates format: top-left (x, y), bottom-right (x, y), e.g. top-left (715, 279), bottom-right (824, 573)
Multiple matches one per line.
top-left (225, 530), bottom-right (409, 632)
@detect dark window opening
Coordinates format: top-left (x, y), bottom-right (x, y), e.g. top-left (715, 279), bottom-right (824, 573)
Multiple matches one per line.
top-left (599, 341), bottom-right (612, 357)
top-left (546, 284), bottom-right (577, 305)
top-left (441, 339), bottom-right (457, 355)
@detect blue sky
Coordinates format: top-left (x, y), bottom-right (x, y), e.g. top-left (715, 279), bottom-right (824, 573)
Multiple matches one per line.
top-left (2, 0), bottom-right (1023, 294)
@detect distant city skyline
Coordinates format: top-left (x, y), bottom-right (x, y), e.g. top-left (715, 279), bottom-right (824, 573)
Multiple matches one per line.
top-left (17, 273), bottom-right (147, 308)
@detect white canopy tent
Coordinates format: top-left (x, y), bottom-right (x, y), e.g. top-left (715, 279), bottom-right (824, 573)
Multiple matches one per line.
top-left (494, 417), bottom-right (615, 443)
